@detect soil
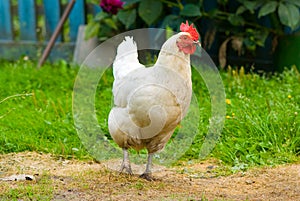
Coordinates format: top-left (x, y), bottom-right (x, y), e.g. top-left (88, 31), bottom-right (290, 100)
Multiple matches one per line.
top-left (0, 152), bottom-right (299, 201)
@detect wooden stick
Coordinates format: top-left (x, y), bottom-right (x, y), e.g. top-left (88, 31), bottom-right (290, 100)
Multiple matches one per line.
top-left (37, 0), bottom-right (76, 68)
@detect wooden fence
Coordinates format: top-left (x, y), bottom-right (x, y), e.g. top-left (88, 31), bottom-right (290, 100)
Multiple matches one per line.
top-left (0, 0), bottom-right (100, 62)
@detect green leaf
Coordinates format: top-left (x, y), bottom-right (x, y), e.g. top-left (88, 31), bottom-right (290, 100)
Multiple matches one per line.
top-left (138, 0), bottom-right (163, 25)
top-left (258, 1), bottom-right (278, 18)
top-left (254, 30), bottom-right (269, 47)
top-left (165, 25), bottom-right (174, 39)
top-left (104, 18), bottom-right (118, 30)
top-left (278, 3), bottom-right (290, 27)
top-left (236, 6), bottom-right (246, 15)
top-left (284, 0), bottom-right (300, 7)
top-left (84, 22), bottom-right (100, 40)
top-left (93, 12), bottom-right (108, 22)
top-left (228, 14), bottom-right (245, 26)
top-left (89, 0), bottom-right (99, 4)
top-left (180, 4), bottom-right (201, 17)
top-left (242, 1), bottom-right (258, 13)
top-left (117, 9), bottom-right (136, 29)
top-left (278, 2), bottom-right (300, 30)
top-left (286, 3), bottom-right (300, 30)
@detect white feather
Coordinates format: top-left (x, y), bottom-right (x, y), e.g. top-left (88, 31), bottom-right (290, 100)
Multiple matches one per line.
top-left (113, 36), bottom-right (145, 80)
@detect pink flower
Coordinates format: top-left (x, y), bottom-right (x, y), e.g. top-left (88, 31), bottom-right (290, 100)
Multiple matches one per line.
top-left (100, 0), bottom-right (125, 15)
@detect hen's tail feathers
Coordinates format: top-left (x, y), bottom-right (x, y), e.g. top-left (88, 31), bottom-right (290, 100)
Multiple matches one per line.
top-left (113, 36), bottom-right (145, 80)
top-left (115, 36), bottom-right (138, 61)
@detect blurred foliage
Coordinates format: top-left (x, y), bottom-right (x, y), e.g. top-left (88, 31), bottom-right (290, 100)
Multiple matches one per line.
top-left (87, 0), bottom-right (300, 68)
top-left (85, 0), bottom-right (202, 41)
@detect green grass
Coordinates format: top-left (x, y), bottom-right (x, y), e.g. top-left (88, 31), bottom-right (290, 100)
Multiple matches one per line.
top-left (187, 66), bottom-right (300, 170)
top-left (0, 60), bottom-right (87, 159)
top-left (219, 67), bottom-right (300, 169)
top-left (0, 60), bottom-right (299, 169)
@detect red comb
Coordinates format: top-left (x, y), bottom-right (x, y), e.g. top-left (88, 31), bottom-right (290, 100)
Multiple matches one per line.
top-left (180, 21), bottom-right (199, 41)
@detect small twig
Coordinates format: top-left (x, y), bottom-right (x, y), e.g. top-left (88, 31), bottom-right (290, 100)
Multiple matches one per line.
top-left (0, 93), bottom-right (33, 104)
top-left (0, 108), bottom-right (15, 119)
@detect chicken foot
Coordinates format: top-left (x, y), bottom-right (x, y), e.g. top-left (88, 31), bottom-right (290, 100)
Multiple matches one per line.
top-left (140, 153), bottom-right (155, 181)
top-left (120, 148), bottom-right (132, 174)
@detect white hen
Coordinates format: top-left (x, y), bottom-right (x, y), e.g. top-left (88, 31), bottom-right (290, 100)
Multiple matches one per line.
top-left (108, 22), bottom-right (200, 180)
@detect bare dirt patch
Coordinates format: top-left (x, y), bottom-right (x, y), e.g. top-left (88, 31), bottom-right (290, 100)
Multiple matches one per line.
top-left (0, 152), bottom-right (299, 200)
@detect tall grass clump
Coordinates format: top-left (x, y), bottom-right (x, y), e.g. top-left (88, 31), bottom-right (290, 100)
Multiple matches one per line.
top-left (213, 66), bottom-right (300, 170)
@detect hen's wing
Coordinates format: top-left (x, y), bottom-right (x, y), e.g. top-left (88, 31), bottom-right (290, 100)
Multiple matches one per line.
top-left (113, 36), bottom-right (145, 80)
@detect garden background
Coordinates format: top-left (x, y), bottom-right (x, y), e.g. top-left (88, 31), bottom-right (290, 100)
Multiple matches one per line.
top-left (0, 0), bottom-right (299, 200)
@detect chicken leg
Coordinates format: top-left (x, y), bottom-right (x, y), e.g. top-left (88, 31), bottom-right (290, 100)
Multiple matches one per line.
top-left (140, 153), bottom-right (154, 181)
top-left (120, 148), bottom-right (132, 174)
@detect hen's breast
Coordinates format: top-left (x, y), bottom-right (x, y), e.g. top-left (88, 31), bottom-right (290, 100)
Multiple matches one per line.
top-left (111, 66), bottom-right (192, 141)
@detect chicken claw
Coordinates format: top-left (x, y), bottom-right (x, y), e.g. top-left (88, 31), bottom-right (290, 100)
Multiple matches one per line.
top-left (139, 173), bottom-right (155, 181)
top-left (139, 153), bottom-right (156, 181)
top-left (120, 148), bottom-right (133, 175)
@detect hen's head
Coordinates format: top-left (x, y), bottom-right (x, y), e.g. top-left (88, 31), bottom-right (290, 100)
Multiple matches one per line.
top-left (176, 21), bottom-right (200, 55)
